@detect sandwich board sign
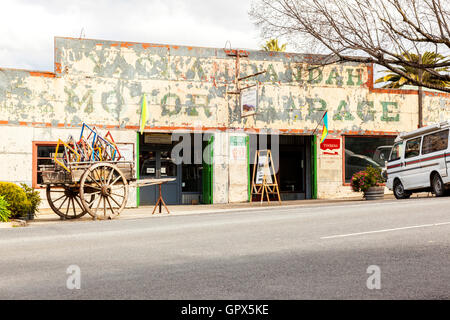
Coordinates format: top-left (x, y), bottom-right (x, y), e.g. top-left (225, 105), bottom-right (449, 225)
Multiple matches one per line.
top-left (251, 149), bottom-right (281, 203)
top-left (255, 154), bottom-right (273, 184)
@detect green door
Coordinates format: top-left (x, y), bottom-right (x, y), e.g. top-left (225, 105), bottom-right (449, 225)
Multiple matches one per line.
top-left (202, 135), bottom-right (214, 204)
top-left (311, 135), bottom-right (318, 199)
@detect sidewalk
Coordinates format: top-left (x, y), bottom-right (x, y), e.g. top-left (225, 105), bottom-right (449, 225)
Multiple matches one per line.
top-left (29, 194), bottom-right (403, 225)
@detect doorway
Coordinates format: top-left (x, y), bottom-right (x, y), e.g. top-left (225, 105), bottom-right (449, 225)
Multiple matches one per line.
top-left (249, 134), bottom-right (312, 201)
top-left (138, 132), bottom-right (212, 205)
top-left (139, 134), bottom-right (181, 205)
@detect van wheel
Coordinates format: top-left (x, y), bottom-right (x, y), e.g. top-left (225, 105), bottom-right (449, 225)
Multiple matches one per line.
top-left (431, 173), bottom-right (446, 197)
top-left (394, 180), bottom-right (411, 199)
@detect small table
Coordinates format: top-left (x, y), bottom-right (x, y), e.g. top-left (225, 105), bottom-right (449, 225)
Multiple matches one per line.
top-left (133, 178), bottom-right (176, 215)
top-left (152, 182), bottom-right (169, 214)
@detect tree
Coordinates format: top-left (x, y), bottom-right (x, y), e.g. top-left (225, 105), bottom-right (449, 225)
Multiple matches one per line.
top-left (250, 0), bottom-right (450, 92)
top-left (262, 39), bottom-right (287, 52)
top-left (375, 52), bottom-right (450, 88)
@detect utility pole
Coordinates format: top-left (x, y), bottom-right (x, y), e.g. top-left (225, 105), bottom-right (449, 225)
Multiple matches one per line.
top-left (418, 54), bottom-right (423, 128)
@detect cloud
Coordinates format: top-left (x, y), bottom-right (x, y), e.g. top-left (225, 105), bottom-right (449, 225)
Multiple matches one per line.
top-left (0, 0), bottom-right (261, 71)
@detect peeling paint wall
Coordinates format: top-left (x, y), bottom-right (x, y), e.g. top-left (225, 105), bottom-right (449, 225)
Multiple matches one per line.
top-left (212, 132), bottom-right (229, 204)
top-left (228, 133), bottom-right (248, 203)
top-left (0, 125), bottom-right (137, 208)
top-left (1, 38), bottom-right (449, 132)
top-left (1, 37), bottom-right (450, 203)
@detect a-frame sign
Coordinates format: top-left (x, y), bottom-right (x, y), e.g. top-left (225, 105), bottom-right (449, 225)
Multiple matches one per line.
top-left (250, 149), bottom-right (281, 204)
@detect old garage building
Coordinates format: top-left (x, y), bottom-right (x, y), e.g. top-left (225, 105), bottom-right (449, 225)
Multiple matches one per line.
top-left (0, 37), bottom-right (449, 207)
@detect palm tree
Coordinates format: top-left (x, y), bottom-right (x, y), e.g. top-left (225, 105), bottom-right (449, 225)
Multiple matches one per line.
top-left (376, 52), bottom-right (450, 128)
top-left (262, 39), bottom-right (287, 52)
top-left (375, 52), bottom-right (450, 88)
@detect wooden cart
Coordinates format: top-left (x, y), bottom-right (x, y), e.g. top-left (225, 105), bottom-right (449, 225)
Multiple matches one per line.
top-left (40, 122), bottom-right (178, 220)
top-left (40, 161), bottom-right (176, 220)
top-left (40, 161), bottom-right (136, 220)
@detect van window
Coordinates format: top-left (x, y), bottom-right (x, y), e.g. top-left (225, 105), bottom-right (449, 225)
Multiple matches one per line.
top-left (422, 129), bottom-right (449, 154)
top-left (389, 142), bottom-right (403, 161)
top-left (405, 137), bottom-right (421, 158)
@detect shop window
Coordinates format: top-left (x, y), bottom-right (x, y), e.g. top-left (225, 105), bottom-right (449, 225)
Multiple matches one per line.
top-left (33, 142), bottom-right (61, 188)
top-left (139, 132), bottom-right (203, 193)
top-left (344, 136), bottom-right (395, 183)
top-left (140, 151), bottom-right (157, 177)
top-left (160, 151), bottom-right (177, 177)
top-left (422, 129), bottom-right (449, 155)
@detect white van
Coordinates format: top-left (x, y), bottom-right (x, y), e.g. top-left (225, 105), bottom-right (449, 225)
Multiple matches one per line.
top-left (386, 121), bottom-right (450, 199)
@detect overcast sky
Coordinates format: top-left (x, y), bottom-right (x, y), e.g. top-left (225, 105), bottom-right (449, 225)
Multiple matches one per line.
top-left (0, 0), bottom-right (263, 72)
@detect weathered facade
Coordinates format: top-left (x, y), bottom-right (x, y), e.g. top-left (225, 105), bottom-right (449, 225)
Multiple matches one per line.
top-left (1, 37), bottom-right (449, 207)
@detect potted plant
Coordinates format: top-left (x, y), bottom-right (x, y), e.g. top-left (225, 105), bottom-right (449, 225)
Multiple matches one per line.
top-left (351, 166), bottom-right (385, 200)
top-left (20, 184), bottom-right (42, 221)
top-left (0, 182), bottom-right (41, 221)
top-left (0, 195), bottom-right (12, 223)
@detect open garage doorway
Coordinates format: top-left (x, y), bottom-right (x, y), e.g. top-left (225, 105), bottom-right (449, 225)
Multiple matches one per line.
top-left (138, 132), bottom-right (213, 206)
top-left (249, 134), bottom-right (313, 201)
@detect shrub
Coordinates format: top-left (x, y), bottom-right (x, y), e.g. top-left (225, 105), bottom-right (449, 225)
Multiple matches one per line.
top-left (0, 195), bottom-right (11, 222)
top-left (351, 166), bottom-right (384, 193)
top-left (0, 182), bottom-right (31, 219)
top-left (20, 183), bottom-right (42, 217)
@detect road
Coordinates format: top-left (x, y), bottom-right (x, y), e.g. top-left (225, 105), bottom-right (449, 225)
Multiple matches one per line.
top-left (1, 197), bottom-right (450, 299)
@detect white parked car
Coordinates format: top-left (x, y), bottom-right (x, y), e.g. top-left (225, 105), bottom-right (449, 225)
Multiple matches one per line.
top-left (386, 121), bottom-right (450, 199)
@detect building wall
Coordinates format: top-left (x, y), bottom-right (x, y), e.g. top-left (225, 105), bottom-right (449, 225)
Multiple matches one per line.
top-left (228, 133), bottom-right (248, 203)
top-left (212, 131), bottom-right (229, 204)
top-left (0, 124), bottom-right (137, 208)
top-left (1, 37), bottom-right (450, 203)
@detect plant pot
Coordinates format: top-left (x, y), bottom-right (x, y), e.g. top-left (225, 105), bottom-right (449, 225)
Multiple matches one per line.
top-left (23, 210), bottom-right (35, 221)
top-left (364, 186), bottom-right (385, 200)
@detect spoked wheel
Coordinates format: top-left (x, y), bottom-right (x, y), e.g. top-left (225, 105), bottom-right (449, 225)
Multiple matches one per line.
top-left (46, 185), bottom-right (88, 219)
top-left (79, 163), bottom-right (129, 220)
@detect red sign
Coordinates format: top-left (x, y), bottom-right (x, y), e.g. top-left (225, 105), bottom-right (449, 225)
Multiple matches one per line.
top-left (320, 139), bottom-right (340, 155)
top-left (320, 139), bottom-right (340, 150)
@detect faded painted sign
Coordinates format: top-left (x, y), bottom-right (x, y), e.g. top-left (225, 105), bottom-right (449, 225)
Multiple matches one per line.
top-left (0, 37), bottom-right (449, 135)
top-left (230, 136), bottom-right (246, 162)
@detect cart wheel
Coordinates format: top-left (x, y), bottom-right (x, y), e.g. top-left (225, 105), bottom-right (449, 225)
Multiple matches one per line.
top-left (46, 185), bottom-right (88, 219)
top-left (79, 163), bottom-right (129, 220)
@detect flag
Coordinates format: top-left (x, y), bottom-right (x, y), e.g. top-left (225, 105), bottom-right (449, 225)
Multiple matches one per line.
top-left (139, 93), bottom-right (148, 134)
top-left (320, 111), bottom-right (328, 144)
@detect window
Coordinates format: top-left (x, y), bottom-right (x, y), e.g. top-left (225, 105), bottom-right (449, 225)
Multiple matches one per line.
top-left (405, 137), bottom-right (421, 158)
top-left (33, 142), bottom-right (61, 188)
top-left (160, 151), bottom-right (177, 177)
top-left (348, 156), bottom-right (371, 167)
top-left (422, 129), bottom-right (449, 155)
top-left (389, 143), bottom-right (403, 161)
top-left (344, 136), bottom-right (396, 183)
top-left (140, 151), bottom-right (157, 177)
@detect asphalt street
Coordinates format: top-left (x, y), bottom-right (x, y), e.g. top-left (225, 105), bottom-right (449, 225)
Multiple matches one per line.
top-left (1, 196), bottom-right (450, 299)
